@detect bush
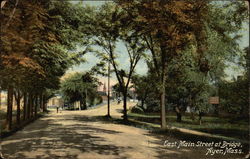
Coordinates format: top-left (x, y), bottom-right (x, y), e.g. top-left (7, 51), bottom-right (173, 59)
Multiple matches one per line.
top-left (131, 106), bottom-right (144, 114)
top-left (144, 99), bottom-right (160, 113)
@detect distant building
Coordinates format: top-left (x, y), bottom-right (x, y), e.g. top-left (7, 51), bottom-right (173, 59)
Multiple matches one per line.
top-left (0, 91), bottom-right (7, 108)
top-left (47, 95), bottom-right (64, 109)
top-left (98, 82), bottom-right (108, 102)
top-left (0, 91), bottom-right (20, 111)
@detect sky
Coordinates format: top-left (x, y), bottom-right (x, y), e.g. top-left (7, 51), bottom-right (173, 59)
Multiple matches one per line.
top-left (65, 1), bottom-right (249, 83)
top-left (67, 0), bottom-right (148, 77)
top-left (224, 22), bottom-right (249, 80)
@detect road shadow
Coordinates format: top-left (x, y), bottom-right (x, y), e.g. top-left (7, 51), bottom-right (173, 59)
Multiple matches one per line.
top-left (2, 113), bottom-right (247, 159)
top-left (1, 114), bottom-right (132, 159)
top-left (80, 115), bottom-right (249, 159)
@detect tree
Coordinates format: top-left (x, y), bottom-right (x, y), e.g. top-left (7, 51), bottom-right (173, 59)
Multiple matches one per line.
top-left (217, 46), bottom-right (249, 117)
top-left (131, 74), bottom-right (154, 111)
top-left (82, 3), bottom-right (146, 121)
top-left (61, 72), bottom-right (100, 110)
top-left (1, 0), bottom-right (49, 129)
top-left (117, 0), bottom-right (248, 128)
top-left (245, 47), bottom-right (250, 115)
top-left (219, 75), bottom-right (248, 117)
top-left (117, 0), bottom-right (211, 128)
top-left (112, 83), bottom-right (123, 100)
top-left (0, 0), bottom-right (86, 130)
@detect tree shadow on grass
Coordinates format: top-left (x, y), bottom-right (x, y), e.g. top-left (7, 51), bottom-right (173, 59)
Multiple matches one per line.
top-left (195, 128), bottom-right (249, 141)
top-left (87, 115), bottom-right (249, 159)
top-left (1, 114), bottom-right (132, 159)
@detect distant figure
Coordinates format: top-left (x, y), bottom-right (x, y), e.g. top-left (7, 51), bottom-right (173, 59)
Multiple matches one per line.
top-left (56, 106), bottom-right (59, 113)
top-left (117, 98), bottom-right (121, 104)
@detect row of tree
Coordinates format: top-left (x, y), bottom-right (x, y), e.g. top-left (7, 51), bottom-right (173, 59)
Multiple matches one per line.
top-left (1, 0), bottom-right (248, 130)
top-left (0, 0), bottom-right (85, 130)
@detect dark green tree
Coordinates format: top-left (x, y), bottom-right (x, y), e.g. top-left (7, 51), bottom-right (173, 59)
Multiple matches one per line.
top-left (61, 72), bottom-right (100, 110)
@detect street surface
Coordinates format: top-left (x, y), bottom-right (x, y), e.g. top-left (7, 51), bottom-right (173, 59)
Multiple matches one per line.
top-left (1, 102), bottom-right (245, 159)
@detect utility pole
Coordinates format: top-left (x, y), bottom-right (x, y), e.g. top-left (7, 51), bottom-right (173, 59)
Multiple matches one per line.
top-left (107, 60), bottom-right (111, 117)
top-left (85, 89), bottom-right (87, 110)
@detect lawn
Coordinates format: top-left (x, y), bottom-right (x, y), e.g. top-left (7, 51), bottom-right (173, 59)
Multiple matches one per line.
top-left (127, 112), bottom-right (249, 141)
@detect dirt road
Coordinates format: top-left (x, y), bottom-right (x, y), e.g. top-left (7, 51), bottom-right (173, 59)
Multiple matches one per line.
top-left (1, 102), bottom-right (246, 159)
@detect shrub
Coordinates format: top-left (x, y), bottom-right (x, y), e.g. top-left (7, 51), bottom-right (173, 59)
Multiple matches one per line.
top-left (131, 106), bottom-right (144, 114)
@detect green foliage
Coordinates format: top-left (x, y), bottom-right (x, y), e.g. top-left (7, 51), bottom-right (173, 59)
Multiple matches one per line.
top-left (219, 75), bottom-right (248, 116)
top-left (131, 73), bottom-right (158, 110)
top-left (0, 0), bottom-right (88, 130)
top-left (0, 0), bottom-right (85, 94)
top-left (78, 2), bottom-right (147, 120)
top-left (112, 83), bottom-right (123, 95)
top-left (127, 1), bottom-right (247, 118)
top-left (131, 105), bottom-right (144, 114)
top-left (60, 72), bottom-right (100, 108)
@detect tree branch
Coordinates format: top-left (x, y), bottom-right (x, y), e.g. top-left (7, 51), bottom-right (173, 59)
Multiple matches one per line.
top-left (5, 0), bottom-right (19, 28)
top-left (143, 35), bottom-right (160, 75)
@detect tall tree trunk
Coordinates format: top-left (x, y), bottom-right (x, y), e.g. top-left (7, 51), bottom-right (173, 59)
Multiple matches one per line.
top-left (16, 90), bottom-right (21, 125)
top-left (122, 91), bottom-right (128, 121)
top-left (6, 87), bottom-right (13, 130)
top-left (0, 89), bottom-right (1, 110)
top-left (30, 95), bottom-right (34, 118)
top-left (35, 96), bottom-right (38, 117)
top-left (42, 95), bottom-right (46, 112)
top-left (141, 99), bottom-right (145, 111)
top-left (40, 93), bottom-right (43, 111)
top-left (160, 44), bottom-right (167, 129)
top-left (198, 112), bottom-right (204, 125)
top-left (23, 92), bottom-right (27, 121)
top-left (160, 63), bottom-right (167, 129)
top-left (247, 47), bottom-right (250, 119)
top-left (175, 105), bottom-right (182, 122)
top-left (27, 93), bottom-right (31, 119)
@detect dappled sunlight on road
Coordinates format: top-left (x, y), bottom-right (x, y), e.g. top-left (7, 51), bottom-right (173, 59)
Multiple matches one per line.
top-left (1, 102), bottom-right (243, 159)
top-left (2, 113), bottom-right (133, 159)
